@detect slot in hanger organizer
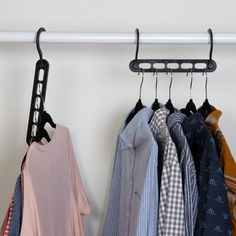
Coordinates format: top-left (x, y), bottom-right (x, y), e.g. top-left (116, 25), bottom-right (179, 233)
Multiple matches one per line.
top-left (129, 28), bottom-right (217, 73)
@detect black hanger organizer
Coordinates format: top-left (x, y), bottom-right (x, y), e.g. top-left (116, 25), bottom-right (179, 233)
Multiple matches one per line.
top-left (129, 28), bottom-right (217, 73)
top-left (26, 27), bottom-right (217, 145)
top-left (26, 28), bottom-right (50, 145)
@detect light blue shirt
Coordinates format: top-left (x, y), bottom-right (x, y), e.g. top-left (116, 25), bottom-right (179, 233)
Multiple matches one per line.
top-left (103, 107), bottom-right (158, 236)
top-left (136, 139), bottom-right (158, 236)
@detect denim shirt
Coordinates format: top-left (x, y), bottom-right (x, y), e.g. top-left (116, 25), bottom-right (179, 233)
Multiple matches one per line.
top-left (182, 112), bottom-right (232, 236)
top-left (103, 107), bottom-right (158, 236)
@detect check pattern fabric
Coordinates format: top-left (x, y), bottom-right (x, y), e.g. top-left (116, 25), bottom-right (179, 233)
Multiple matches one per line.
top-left (150, 107), bottom-right (185, 236)
top-left (103, 107), bottom-right (158, 236)
top-left (167, 112), bottom-right (198, 236)
top-left (204, 107), bottom-right (236, 236)
top-left (182, 112), bottom-right (232, 236)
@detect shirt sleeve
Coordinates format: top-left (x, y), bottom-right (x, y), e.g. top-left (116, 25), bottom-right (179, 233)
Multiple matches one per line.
top-left (67, 130), bottom-right (91, 216)
top-left (102, 134), bottom-right (123, 236)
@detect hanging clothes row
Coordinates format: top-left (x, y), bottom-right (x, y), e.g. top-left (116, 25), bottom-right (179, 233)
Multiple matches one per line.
top-left (103, 29), bottom-right (236, 236)
top-left (0, 28), bottom-right (91, 236)
top-left (1, 27), bottom-right (236, 236)
top-left (103, 76), bottom-right (236, 236)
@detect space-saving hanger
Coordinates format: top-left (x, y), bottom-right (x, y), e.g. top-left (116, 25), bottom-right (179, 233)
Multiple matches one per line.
top-left (129, 28), bottom-right (217, 73)
top-left (26, 27), bottom-right (55, 145)
top-left (165, 70), bottom-right (175, 114)
top-left (181, 70), bottom-right (197, 116)
top-left (151, 69), bottom-right (160, 111)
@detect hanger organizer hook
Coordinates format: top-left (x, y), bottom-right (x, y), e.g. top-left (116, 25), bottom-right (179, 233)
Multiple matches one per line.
top-left (135, 28), bottom-right (140, 61)
top-left (36, 27), bottom-right (46, 66)
top-left (207, 28), bottom-right (214, 69)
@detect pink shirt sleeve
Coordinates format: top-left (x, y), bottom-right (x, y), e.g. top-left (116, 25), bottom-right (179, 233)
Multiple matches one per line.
top-left (67, 130), bottom-right (91, 216)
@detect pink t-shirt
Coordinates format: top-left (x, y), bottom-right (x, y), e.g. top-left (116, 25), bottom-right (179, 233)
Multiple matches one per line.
top-left (20, 124), bottom-right (91, 236)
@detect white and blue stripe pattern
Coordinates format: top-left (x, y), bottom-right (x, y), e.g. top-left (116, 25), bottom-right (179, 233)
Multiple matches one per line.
top-left (167, 112), bottom-right (198, 236)
top-left (136, 138), bottom-right (158, 236)
top-left (102, 134), bottom-right (123, 236)
top-left (103, 107), bottom-right (157, 236)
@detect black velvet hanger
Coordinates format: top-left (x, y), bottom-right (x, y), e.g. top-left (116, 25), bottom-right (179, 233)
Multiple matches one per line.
top-left (199, 70), bottom-right (212, 118)
top-left (165, 71), bottom-right (175, 114)
top-left (151, 71), bottom-right (160, 111)
top-left (126, 72), bottom-right (144, 125)
top-left (33, 110), bottom-right (56, 143)
top-left (181, 71), bottom-right (197, 116)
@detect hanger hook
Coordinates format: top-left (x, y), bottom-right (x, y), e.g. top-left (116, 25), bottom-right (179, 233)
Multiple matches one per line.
top-left (204, 70), bottom-right (208, 100)
top-left (135, 28), bottom-right (139, 61)
top-left (190, 69), bottom-right (193, 99)
top-left (36, 27), bottom-right (46, 65)
top-left (168, 69), bottom-right (173, 100)
top-left (138, 69), bottom-right (144, 100)
top-left (207, 28), bottom-right (214, 69)
top-left (155, 69), bottom-right (158, 99)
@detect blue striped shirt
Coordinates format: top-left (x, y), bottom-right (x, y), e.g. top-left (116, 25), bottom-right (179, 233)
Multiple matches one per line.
top-left (136, 132), bottom-right (158, 236)
top-left (103, 107), bottom-right (158, 236)
top-left (167, 112), bottom-right (198, 236)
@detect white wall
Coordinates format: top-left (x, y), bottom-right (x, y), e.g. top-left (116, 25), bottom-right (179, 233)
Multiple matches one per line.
top-left (0, 1), bottom-right (236, 235)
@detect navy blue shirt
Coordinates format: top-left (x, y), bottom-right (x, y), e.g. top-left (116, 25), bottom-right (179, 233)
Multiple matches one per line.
top-left (182, 112), bottom-right (232, 236)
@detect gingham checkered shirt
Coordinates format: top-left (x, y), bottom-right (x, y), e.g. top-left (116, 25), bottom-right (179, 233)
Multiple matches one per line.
top-left (150, 107), bottom-right (185, 236)
top-left (167, 112), bottom-right (198, 236)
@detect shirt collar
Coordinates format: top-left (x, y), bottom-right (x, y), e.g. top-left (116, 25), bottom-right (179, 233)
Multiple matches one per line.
top-left (150, 107), bottom-right (169, 138)
top-left (182, 112), bottom-right (205, 129)
top-left (204, 106), bottom-right (222, 132)
top-left (167, 111), bottom-right (186, 128)
top-left (120, 107), bottom-right (153, 147)
top-left (152, 107), bottom-right (169, 125)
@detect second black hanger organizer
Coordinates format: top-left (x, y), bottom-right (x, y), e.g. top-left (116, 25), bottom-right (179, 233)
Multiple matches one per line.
top-left (129, 28), bottom-right (217, 73)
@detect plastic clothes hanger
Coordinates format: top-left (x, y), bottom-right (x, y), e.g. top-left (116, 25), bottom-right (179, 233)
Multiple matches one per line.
top-left (126, 70), bottom-right (145, 125)
top-left (30, 28), bottom-right (55, 144)
top-left (165, 70), bottom-right (175, 114)
top-left (151, 69), bottom-right (161, 111)
top-left (181, 70), bottom-right (197, 116)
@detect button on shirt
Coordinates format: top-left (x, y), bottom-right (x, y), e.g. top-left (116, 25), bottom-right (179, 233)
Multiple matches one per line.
top-left (103, 107), bottom-right (158, 236)
top-left (182, 112), bottom-right (232, 236)
top-left (150, 107), bottom-right (185, 236)
top-left (167, 112), bottom-right (198, 236)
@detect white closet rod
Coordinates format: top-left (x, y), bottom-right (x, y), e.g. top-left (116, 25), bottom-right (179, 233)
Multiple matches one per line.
top-left (0, 32), bottom-right (236, 44)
